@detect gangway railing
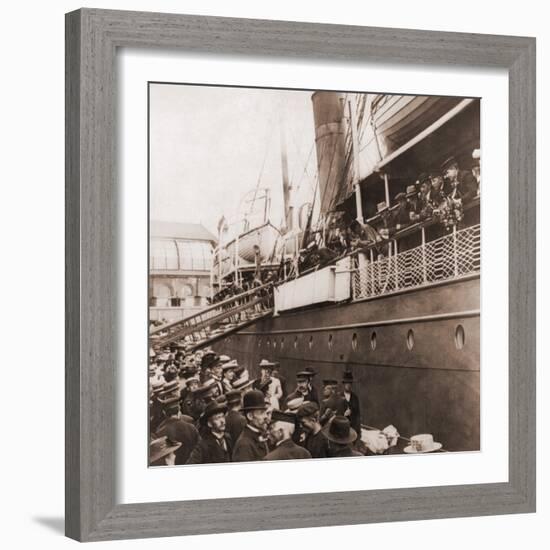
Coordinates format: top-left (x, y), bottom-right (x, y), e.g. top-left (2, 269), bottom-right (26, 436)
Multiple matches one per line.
top-left (150, 282), bottom-right (274, 351)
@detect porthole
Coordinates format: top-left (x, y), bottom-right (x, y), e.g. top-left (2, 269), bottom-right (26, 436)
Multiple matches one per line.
top-left (328, 334), bottom-right (333, 350)
top-left (406, 329), bottom-right (414, 350)
top-left (308, 335), bottom-right (314, 349)
top-left (370, 331), bottom-right (377, 351)
top-left (351, 333), bottom-right (358, 351)
top-left (455, 324), bottom-right (465, 349)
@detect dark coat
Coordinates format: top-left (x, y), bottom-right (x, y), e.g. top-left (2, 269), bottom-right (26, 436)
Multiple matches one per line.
top-left (232, 426), bottom-right (269, 462)
top-left (320, 394), bottom-right (348, 425)
top-left (342, 391), bottom-right (361, 437)
top-left (264, 439), bottom-right (312, 461)
top-left (303, 429), bottom-right (330, 459)
top-left (329, 445), bottom-right (363, 458)
top-left (225, 409), bottom-right (247, 444)
top-left (186, 430), bottom-right (232, 464)
top-left (155, 416), bottom-right (199, 466)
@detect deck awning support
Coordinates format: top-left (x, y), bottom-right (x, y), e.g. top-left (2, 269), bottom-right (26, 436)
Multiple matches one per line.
top-left (374, 98), bottom-right (476, 172)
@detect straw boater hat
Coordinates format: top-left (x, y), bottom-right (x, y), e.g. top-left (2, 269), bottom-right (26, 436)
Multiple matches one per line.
top-left (258, 359), bottom-right (276, 371)
top-left (322, 416), bottom-right (357, 445)
top-left (222, 359), bottom-right (239, 371)
top-left (219, 354), bottom-right (232, 364)
top-left (240, 389), bottom-right (268, 412)
top-left (149, 436), bottom-right (181, 464)
top-left (404, 433), bottom-right (442, 453)
top-left (285, 396), bottom-right (305, 412)
top-left (232, 376), bottom-right (255, 392)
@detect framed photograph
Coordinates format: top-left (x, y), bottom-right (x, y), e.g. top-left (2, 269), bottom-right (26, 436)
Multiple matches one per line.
top-left (65, 8), bottom-right (536, 542)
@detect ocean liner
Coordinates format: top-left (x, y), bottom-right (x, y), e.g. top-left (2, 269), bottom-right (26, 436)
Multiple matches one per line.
top-left (151, 91), bottom-right (481, 452)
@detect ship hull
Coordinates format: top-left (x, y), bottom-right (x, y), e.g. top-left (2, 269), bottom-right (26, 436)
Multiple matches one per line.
top-left (215, 275), bottom-right (480, 452)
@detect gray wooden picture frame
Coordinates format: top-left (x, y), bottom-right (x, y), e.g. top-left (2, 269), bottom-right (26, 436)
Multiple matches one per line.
top-left (65, 8), bottom-right (536, 542)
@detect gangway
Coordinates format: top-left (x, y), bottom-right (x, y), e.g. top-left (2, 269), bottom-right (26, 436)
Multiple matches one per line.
top-left (150, 283), bottom-right (273, 352)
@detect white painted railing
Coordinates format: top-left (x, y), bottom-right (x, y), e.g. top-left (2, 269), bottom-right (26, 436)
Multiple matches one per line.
top-left (351, 224), bottom-right (480, 300)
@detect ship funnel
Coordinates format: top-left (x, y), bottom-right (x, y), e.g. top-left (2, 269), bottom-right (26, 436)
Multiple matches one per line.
top-left (311, 92), bottom-right (347, 215)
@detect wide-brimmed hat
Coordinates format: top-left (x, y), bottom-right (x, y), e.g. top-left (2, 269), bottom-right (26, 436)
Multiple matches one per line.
top-left (201, 400), bottom-right (228, 420)
top-left (258, 359), bottom-right (276, 371)
top-left (222, 359), bottom-right (239, 371)
top-left (296, 401), bottom-right (319, 419)
top-left (193, 378), bottom-right (216, 396)
top-left (232, 377), bottom-right (255, 392)
top-left (404, 433), bottom-right (442, 453)
top-left (322, 416), bottom-right (357, 445)
top-left (219, 354), bottom-right (231, 363)
top-left (240, 389), bottom-right (268, 412)
top-left (149, 436), bottom-right (181, 464)
top-left (225, 389), bottom-right (242, 405)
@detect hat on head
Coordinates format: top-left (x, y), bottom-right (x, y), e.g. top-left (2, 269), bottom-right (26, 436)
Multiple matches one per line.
top-left (285, 396), bottom-right (305, 411)
top-left (394, 192), bottom-right (407, 201)
top-left (193, 378), bottom-right (216, 396)
top-left (441, 155), bottom-right (459, 171)
top-left (342, 370), bottom-right (354, 383)
top-left (270, 409), bottom-right (297, 426)
top-left (296, 367), bottom-right (316, 380)
top-left (322, 379), bottom-right (338, 386)
top-left (417, 172), bottom-right (431, 185)
top-left (149, 436), bottom-right (181, 464)
top-left (406, 184), bottom-right (417, 196)
top-left (232, 376), bottom-right (255, 392)
top-left (219, 355), bottom-right (231, 364)
top-left (240, 389), bottom-right (268, 412)
top-left (158, 393), bottom-right (180, 408)
top-left (259, 359), bottom-right (276, 370)
top-left (404, 433), bottom-right (442, 453)
top-left (201, 400), bottom-right (228, 421)
top-left (151, 380), bottom-right (165, 394)
top-left (222, 359), bottom-right (239, 371)
top-left (322, 416), bottom-right (357, 445)
top-left (225, 390), bottom-right (242, 405)
top-left (296, 401), bottom-right (319, 419)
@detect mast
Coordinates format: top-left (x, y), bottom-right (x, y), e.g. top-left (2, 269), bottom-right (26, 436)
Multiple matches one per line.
top-left (280, 116), bottom-right (293, 231)
top-left (348, 95), bottom-right (364, 223)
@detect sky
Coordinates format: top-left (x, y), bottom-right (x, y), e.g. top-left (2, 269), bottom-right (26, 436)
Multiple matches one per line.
top-left (149, 83), bottom-right (319, 237)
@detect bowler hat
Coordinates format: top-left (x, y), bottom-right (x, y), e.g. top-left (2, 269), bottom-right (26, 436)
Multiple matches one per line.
top-left (322, 416), bottom-right (357, 445)
top-left (240, 389), bottom-right (268, 412)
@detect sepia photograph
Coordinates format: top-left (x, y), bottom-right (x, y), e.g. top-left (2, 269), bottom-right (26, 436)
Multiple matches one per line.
top-left (148, 83), bottom-right (481, 467)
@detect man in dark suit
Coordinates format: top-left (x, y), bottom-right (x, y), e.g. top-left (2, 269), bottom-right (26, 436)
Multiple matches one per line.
top-left (154, 396), bottom-right (200, 466)
top-left (264, 410), bottom-right (312, 461)
top-left (322, 416), bottom-right (363, 458)
top-left (341, 369), bottom-right (361, 440)
top-left (296, 401), bottom-right (330, 459)
top-left (441, 156), bottom-right (478, 203)
top-left (186, 400), bottom-right (232, 464)
top-left (319, 379), bottom-right (347, 426)
top-left (232, 390), bottom-right (270, 462)
top-left (285, 369), bottom-right (319, 408)
top-left (224, 389), bottom-right (246, 444)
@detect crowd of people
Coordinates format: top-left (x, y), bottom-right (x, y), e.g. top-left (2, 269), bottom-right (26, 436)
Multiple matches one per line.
top-left (149, 346), bottom-right (379, 466)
